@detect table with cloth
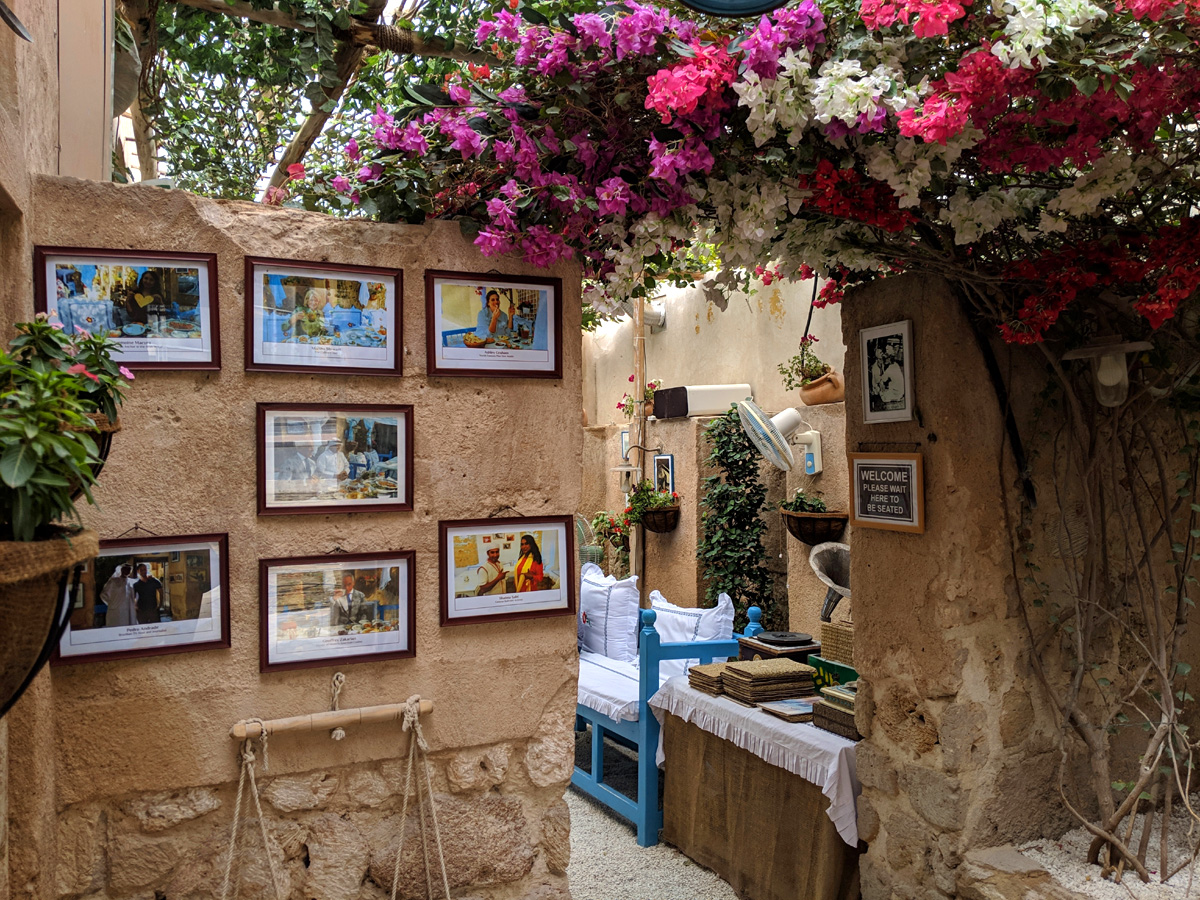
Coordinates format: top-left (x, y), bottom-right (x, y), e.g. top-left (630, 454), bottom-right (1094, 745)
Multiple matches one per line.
top-left (649, 677), bottom-right (862, 900)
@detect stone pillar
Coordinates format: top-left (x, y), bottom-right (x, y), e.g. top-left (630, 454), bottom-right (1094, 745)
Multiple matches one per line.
top-left (841, 275), bottom-right (1059, 899)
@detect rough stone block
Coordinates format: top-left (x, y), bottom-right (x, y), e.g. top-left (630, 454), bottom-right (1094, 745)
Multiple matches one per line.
top-left (367, 793), bottom-right (533, 895)
top-left (262, 772), bottom-right (339, 812)
top-left (999, 690), bottom-right (1034, 749)
top-left (876, 684), bottom-right (939, 755)
top-left (856, 794), bottom-right (880, 844)
top-left (957, 844), bottom-right (1091, 900)
top-left (855, 679), bottom-right (874, 739)
top-left (122, 787), bottom-right (222, 832)
top-left (883, 813), bottom-right (925, 871)
top-left (855, 741), bottom-right (898, 796)
top-left (166, 819), bottom-right (303, 900)
top-left (899, 765), bottom-right (967, 832)
top-left (938, 702), bottom-right (987, 774)
top-left (524, 732), bottom-right (574, 788)
top-left (108, 830), bottom-right (188, 892)
top-left (447, 745), bottom-right (510, 793)
top-left (349, 770), bottom-right (391, 808)
top-left (55, 805), bottom-right (104, 896)
top-left (540, 798), bottom-right (570, 875)
top-left (306, 812), bottom-right (371, 900)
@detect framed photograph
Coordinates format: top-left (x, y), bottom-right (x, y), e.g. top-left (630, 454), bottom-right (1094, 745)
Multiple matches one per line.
top-left (35, 247), bottom-right (219, 370)
top-left (53, 534), bottom-right (230, 664)
top-left (260, 551), bottom-right (415, 672)
top-left (860, 320), bottom-right (914, 423)
top-left (653, 454), bottom-right (675, 494)
top-left (849, 453), bottom-right (925, 534)
top-left (257, 403), bottom-right (413, 516)
top-left (440, 517), bottom-right (575, 626)
top-left (425, 271), bottom-right (562, 378)
top-left (245, 257), bottom-right (401, 375)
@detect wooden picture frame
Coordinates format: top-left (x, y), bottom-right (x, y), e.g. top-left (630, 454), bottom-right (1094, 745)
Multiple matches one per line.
top-left (257, 402), bottom-right (414, 516)
top-left (259, 550), bottom-right (416, 672)
top-left (860, 320), bottom-right (914, 424)
top-left (848, 452), bottom-right (925, 534)
top-left (35, 246), bottom-right (220, 370)
top-left (52, 533), bottom-right (231, 664)
top-left (439, 516), bottom-right (575, 626)
top-left (425, 270), bottom-right (563, 378)
top-left (244, 256), bottom-right (402, 375)
top-left (653, 453), bottom-right (675, 494)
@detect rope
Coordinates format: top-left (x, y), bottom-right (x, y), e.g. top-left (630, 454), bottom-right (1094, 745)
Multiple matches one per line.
top-left (389, 696), bottom-right (450, 900)
top-left (369, 24), bottom-right (415, 55)
top-left (330, 672), bottom-right (347, 741)
top-left (220, 724), bottom-right (287, 900)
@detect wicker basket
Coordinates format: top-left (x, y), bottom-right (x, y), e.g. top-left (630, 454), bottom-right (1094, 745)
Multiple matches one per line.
top-left (813, 700), bottom-right (862, 741)
top-left (641, 506), bottom-right (680, 533)
top-left (0, 529), bottom-right (99, 717)
top-left (780, 510), bottom-right (848, 544)
top-left (820, 621), bottom-right (855, 667)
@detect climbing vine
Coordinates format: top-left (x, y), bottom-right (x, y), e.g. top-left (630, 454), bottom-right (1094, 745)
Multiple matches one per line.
top-left (697, 409), bottom-right (780, 632)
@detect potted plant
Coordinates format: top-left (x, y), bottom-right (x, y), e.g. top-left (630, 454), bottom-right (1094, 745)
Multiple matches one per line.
top-left (779, 489), bottom-right (848, 544)
top-left (591, 509), bottom-right (632, 551)
top-left (617, 378), bottom-right (662, 419)
top-left (627, 479), bottom-right (681, 534)
top-left (779, 337), bottom-right (844, 406)
top-left (0, 316), bottom-right (132, 717)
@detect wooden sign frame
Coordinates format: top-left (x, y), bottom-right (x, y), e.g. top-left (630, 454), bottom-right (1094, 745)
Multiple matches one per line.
top-left (848, 452), bottom-right (925, 534)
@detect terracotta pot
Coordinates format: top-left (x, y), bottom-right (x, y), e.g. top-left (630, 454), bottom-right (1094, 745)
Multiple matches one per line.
top-left (645, 395), bottom-right (655, 418)
top-left (799, 371), bottom-right (845, 406)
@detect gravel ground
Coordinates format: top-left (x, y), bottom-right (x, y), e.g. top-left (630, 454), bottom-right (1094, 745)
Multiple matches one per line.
top-left (567, 728), bottom-right (738, 900)
top-left (1018, 797), bottom-right (1200, 898)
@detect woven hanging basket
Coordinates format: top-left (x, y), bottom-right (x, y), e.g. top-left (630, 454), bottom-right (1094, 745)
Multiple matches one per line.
top-left (70, 415), bottom-right (121, 501)
top-left (609, 534), bottom-right (630, 551)
top-left (780, 510), bottom-right (848, 545)
top-left (0, 529), bottom-right (99, 718)
top-left (640, 506), bottom-right (681, 533)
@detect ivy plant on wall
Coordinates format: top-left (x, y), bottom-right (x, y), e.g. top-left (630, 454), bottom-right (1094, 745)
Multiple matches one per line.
top-left (697, 408), bottom-right (780, 632)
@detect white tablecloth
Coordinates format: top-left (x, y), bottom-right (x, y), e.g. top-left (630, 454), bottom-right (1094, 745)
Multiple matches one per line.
top-left (649, 677), bottom-right (860, 846)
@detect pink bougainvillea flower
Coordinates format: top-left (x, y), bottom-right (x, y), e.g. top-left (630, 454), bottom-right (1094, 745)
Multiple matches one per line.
top-left (346, 138), bottom-right (361, 161)
top-left (331, 175), bottom-right (351, 194)
top-left (286, 163), bottom-right (306, 180)
top-left (262, 185), bottom-right (289, 206)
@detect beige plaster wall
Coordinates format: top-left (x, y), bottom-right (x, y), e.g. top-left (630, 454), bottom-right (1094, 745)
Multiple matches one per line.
top-left (7, 176), bottom-right (582, 900)
top-left (583, 276), bottom-right (844, 427)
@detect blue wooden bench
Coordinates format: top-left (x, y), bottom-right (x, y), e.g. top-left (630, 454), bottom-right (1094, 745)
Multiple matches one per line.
top-left (572, 605), bottom-right (763, 846)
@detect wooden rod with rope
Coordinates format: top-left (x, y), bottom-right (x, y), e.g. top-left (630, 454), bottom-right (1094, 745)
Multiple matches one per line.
top-left (230, 699), bottom-right (433, 740)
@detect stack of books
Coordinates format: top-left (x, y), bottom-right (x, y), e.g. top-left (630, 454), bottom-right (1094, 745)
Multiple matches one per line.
top-left (820, 683), bottom-right (857, 712)
top-left (720, 658), bottom-right (817, 705)
top-left (813, 683), bottom-right (862, 741)
top-left (687, 661), bottom-right (730, 696)
top-left (758, 697), bottom-right (817, 723)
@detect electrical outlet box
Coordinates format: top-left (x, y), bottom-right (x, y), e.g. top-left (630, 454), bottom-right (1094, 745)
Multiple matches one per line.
top-left (795, 430), bottom-right (823, 475)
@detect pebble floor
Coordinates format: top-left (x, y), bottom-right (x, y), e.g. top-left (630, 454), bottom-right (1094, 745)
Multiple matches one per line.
top-left (567, 728), bottom-right (738, 900)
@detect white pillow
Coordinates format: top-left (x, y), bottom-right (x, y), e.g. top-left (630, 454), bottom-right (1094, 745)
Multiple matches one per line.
top-left (578, 563), bottom-right (641, 662)
top-left (647, 590), bottom-right (735, 678)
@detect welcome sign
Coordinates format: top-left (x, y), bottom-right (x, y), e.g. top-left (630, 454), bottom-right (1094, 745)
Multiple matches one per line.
top-left (849, 453), bottom-right (925, 534)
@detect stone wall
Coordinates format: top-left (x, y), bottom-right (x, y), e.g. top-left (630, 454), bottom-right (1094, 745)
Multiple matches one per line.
top-left (4, 176), bottom-right (582, 900)
top-left (842, 275), bottom-right (1069, 899)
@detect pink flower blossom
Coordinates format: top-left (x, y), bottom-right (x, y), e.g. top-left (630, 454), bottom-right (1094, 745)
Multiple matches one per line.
top-left (615, 2), bottom-right (671, 59)
top-left (332, 175), bottom-right (351, 194)
top-left (346, 138), bottom-right (361, 161)
top-left (74, 325), bottom-right (90, 336)
top-left (448, 82), bottom-right (471, 104)
top-left (596, 176), bottom-right (632, 217)
top-left (475, 227), bottom-right (513, 256)
top-left (119, 366), bottom-right (135, 381)
top-left (370, 106), bottom-right (394, 128)
top-left (898, 94), bottom-right (969, 144)
top-left (67, 363), bottom-right (99, 383)
top-left (573, 13), bottom-right (612, 50)
top-left (286, 163), bottom-right (306, 180)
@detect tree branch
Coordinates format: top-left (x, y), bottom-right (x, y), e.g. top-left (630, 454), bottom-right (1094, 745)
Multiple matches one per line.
top-left (168, 0), bottom-right (493, 63)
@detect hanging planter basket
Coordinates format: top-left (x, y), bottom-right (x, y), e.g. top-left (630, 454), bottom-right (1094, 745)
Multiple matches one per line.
top-left (781, 510), bottom-right (848, 545)
top-left (0, 528), bottom-right (99, 718)
top-left (70, 414), bottom-right (121, 501)
top-left (609, 534), bottom-right (630, 552)
top-left (641, 506), bottom-right (681, 534)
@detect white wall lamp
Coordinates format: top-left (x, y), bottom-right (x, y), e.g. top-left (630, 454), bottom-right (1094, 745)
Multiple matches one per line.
top-left (1061, 338), bottom-right (1153, 408)
top-left (612, 464), bottom-right (642, 494)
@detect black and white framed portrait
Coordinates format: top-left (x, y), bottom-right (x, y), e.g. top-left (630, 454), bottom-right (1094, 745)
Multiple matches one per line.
top-left (860, 320), bottom-right (914, 424)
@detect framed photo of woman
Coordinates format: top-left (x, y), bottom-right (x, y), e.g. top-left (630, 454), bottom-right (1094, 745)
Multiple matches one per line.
top-left (245, 257), bottom-right (401, 375)
top-left (260, 551), bottom-right (416, 672)
top-left (53, 534), bottom-right (230, 664)
top-left (425, 271), bottom-right (562, 378)
top-left (35, 247), bottom-right (219, 370)
top-left (257, 403), bottom-right (414, 516)
top-left (439, 516), bottom-right (575, 625)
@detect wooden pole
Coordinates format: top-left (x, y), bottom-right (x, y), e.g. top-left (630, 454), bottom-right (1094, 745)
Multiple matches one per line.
top-left (230, 699), bottom-right (433, 739)
top-left (633, 291), bottom-right (646, 604)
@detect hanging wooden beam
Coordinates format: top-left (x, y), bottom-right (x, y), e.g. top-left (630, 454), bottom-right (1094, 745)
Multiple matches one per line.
top-left (230, 698), bottom-right (434, 739)
top-left (168, 0), bottom-right (491, 63)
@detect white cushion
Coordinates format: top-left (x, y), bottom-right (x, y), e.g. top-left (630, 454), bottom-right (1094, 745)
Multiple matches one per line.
top-left (647, 591), bottom-right (735, 679)
top-left (578, 563), bottom-right (640, 662)
top-left (578, 651), bottom-right (670, 722)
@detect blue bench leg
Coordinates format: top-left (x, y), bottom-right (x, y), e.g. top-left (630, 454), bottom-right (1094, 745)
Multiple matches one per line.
top-left (591, 722), bottom-right (604, 783)
top-left (635, 714), bottom-right (662, 846)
